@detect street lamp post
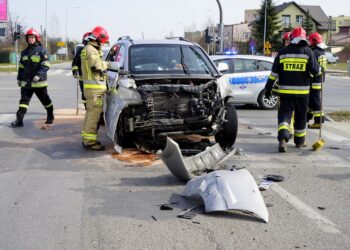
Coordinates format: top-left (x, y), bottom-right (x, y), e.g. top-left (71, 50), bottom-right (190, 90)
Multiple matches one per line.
top-left (45, 0), bottom-right (48, 48)
top-left (65, 6), bottom-right (80, 60)
top-left (216, 0), bottom-right (224, 53)
top-left (263, 0), bottom-right (267, 55)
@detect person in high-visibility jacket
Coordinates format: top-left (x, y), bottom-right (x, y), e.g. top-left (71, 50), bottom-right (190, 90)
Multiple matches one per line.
top-left (264, 27), bottom-right (321, 152)
top-left (80, 26), bottom-right (110, 151)
top-left (307, 32), bottom-right (327, 129)
top-left (11, 28), bottom-right (54, 128)
top-left (72, 32), bottom-right (90, 109)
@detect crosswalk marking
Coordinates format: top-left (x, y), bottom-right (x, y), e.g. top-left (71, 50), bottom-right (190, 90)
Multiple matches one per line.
top-left (0, 114), bottom-right (15, 128)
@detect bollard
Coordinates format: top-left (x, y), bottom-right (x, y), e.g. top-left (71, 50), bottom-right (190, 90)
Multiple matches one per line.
top-left (348, 60), bottom-right (350, 77)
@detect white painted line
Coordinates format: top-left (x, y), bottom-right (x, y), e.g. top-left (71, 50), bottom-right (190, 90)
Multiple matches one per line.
top-left (308, 129), bottom-right (350, 142)
top-left (272, 184), bottom-right (341, 234)
top-left (0, 114), bottom-right (15, 125)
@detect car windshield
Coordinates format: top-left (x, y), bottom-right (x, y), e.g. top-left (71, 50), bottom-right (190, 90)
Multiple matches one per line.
top-left (129, 44), bottom-right (217, 75)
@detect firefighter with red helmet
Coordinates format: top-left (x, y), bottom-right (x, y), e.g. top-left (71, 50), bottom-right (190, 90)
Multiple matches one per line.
top-left (307, 32), bottom-right (327, 129)
top-left (282, 31), bottom-right (291, 47)
top-left (80, 26), bottom-right (110, 150)
top-left (264, 26), bottom-right (321, 152)
top-left (72, 32), bottom-right (90, 108)
top-left (11, 28), bottom-right (54, 128)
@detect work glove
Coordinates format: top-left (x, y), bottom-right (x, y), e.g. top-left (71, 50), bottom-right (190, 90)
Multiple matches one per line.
top-left (264, 89), bottom-right (273, 99)
top-left (32, 76), bottom-right (40, 83)
top-left (72, 69), bottom-right (79, 78)
top-left (17, 80), bottom-right (21, 87)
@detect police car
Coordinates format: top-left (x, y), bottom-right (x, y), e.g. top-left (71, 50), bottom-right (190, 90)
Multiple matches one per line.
top-left (210, 54), bottom-right (278, 109)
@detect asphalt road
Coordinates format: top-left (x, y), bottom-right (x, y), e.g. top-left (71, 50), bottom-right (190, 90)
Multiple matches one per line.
top-left (0, 65), bottom-right (350, 249)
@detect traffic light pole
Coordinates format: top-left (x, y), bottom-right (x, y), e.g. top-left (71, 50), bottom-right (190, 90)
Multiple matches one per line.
top-left (14, 22), bottom-right (19, 70)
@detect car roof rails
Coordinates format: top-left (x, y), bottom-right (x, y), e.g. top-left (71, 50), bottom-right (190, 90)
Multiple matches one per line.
top-left (117, 35), bottom-right (133, 42)
top-left (165, 36), bottom-right (191, 42)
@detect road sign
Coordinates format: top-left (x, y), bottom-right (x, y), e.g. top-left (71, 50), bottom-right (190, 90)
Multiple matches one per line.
top-left (57, 41), bottom-right (65, 47)
top-left (265, 48), bottom-right (271, 56)
top-left (264, 41), bottom-right (271, 49)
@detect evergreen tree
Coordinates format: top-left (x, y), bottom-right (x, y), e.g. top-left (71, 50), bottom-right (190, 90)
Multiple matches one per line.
top-left (302, 10), bottom-right (314, 35)
top-left (252, 0), bottom-right (282, 54)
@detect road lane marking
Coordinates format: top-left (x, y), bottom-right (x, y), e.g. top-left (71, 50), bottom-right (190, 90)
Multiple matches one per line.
top-left (271, 184), bottom-right (341, 234)
top-left (0, 114), bottom-right (15, 127)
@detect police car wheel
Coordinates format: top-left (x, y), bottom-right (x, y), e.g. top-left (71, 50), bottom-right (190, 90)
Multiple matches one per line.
top-left (215, 104), bottom-right (238, 149)
top-left (258, 90), bottom-right (278, 110)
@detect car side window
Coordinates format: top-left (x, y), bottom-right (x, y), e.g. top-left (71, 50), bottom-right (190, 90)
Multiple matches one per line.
top-left (243, 59), bottom-right (260, 72)
top-left (233, 59), bottom-right (246, 73)
top-left (214, 59), bottom-right (233, 73)
top-left (258, 60), bottom-right (273, 71)
top-left (106, 44), bottom-right (126, 69)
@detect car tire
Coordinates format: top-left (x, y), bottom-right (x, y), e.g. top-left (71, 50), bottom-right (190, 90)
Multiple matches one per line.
top-left (114, 111), bottom-right (135, 147)
top-left (215, 104), bottom-right (238, 149)
top-left (258, 89), bottom-right (278, 110)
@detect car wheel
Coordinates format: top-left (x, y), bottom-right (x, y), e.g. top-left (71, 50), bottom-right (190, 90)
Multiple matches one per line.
top-left (215, 104), bottom-right (238, 149)
top-left (258, 89), bottom-right (278, 110)
top-left (114, 111), bottom-right (135, 147)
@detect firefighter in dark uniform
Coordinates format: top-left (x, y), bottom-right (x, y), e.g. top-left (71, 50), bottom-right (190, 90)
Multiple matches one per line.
top-left (264, 27), bottom-right (321, 152)
top-left (72, 32), bottom-right (90, 109)
top-left (307, 32), bottom-right (327, 129)
top-left (11, 28), bottom-right (54, 128)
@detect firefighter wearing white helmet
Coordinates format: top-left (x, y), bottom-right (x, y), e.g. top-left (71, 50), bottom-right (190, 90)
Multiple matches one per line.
top-left (307, 32), bottom-right (327, 129)
top-left (80, 26), bottom-right (111, 151)
top-left (11, 28), bottom-right (54, 128)
top-left (264, 26), bottom-right (321, 152)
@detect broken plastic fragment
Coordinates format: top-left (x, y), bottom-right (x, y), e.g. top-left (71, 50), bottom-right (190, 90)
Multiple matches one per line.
top-left (182, 169), bottom-right (269, 223)
top-left (259, 178), bottom-right (273, 191)
top-left (159, 137), bottom-right (236, 182)
top-left (264, 175), bottom-right (285, 182)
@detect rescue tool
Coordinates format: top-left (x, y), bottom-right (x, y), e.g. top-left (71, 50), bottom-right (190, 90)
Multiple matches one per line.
top-left (76, 76), bottom-right (79, 115)
top-left (312, 77), bottom-right (325, 151)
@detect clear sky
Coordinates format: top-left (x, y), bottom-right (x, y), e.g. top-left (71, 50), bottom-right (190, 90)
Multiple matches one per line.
top-left (8, 0), bottom-right (350, 42)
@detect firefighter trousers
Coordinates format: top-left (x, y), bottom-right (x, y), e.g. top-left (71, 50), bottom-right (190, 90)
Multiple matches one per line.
top-left (307, 89), bottom-right (323, 124)
top-left (82, 88), bottom-right (105, 146)
top-left (16, 87), bottom-right (53, 120)
top-left (278, 96), bottom-right (309, 146)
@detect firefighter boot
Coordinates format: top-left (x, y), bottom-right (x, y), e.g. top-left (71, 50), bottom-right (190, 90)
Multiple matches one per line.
top-left (278, 139), bottom-right (287, 153)
top-left (11, 110), bottom-right (25, 128)
top-left (296, 142), bottom-right (308, 148)
top-left (45, 106), bottom-right (55, 124)
top-left (308, 123), bottom-right (320, 129)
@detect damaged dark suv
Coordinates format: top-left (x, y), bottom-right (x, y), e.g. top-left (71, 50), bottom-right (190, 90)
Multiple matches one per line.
top-left (104, 37), bottom-right (238, 152)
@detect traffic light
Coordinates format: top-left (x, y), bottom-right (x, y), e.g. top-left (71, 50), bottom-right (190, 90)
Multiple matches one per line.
top-left (13, 31), bottom-right (20, 41)
top-left (205, 28), bottom-right (213, 44)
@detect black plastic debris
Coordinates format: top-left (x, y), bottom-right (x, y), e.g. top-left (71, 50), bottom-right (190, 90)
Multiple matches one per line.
top-left (317, 206), bottom-right (326, 210)
top-left (328, 146), bottom-right (340, 150)
top-left (160, 204), bottom-right (173, 210)
top-left (151, 216), bottom-right (157, 221)
top-left (264, 175), bottom-right (285, 182)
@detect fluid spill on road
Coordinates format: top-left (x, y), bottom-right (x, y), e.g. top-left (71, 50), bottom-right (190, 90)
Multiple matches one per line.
top-left (111, 148), bottom-right (160, 167)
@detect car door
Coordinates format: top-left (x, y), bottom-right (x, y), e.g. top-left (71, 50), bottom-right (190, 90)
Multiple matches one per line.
top-left (104, 44), bottom-right (126, 138)
top-left (229, 58), bottom-right (272, 104)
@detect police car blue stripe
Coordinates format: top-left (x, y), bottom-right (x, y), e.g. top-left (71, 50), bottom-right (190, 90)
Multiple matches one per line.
top-left (228, 76), bottom-right (268, 85)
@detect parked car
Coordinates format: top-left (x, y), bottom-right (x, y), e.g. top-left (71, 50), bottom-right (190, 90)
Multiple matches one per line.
top-left (325, 52), bottom-right (339, 64)
top-left (104, 37), bottom-right (238, 151)
top-left (210, 54), bottom-right (278, 110)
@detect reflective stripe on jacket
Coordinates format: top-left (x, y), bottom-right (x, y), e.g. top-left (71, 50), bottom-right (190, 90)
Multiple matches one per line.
top-left (265, 44), bottom-right (320, 97)
top-left (17, 43), bottom-right (50, 89)
top-left (80, 41), bottom-right (109, 90)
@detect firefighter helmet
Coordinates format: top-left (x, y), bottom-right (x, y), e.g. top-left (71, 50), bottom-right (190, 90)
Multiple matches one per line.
top-left (290, 26), bottom-right (307, 44)
top-left (90, 26), bottom-right (109, 44)
top-left (25, 28), bottom-right (41, 42)
top-left (82, 32), bottom-right (90, 44)
top-left (282, 32), bottom-right (291, 40)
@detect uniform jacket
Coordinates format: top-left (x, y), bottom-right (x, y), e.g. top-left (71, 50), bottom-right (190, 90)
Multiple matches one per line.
top-left (265, 43), bottom-right (321, 97)
top-left (72, 46), bottom-right (84, 80)
top-left (80, 41), bottom-right (109, 90)
top-left (17, 43), bottom-right (50, 88)
top-left (311, 47), bottom-right (327, 90)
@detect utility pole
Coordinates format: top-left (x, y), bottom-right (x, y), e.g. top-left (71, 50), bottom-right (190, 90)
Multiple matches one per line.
top-left (45, 0), bottom-right (48, 48)
top-left (263, 0), bottom-right (267, 55)
top-left (15, 22), bottom-right (18, 70)
top-left (216, 0), bottom-right (224, 53)
top-left (65, 6), bottom-right (80, 60)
